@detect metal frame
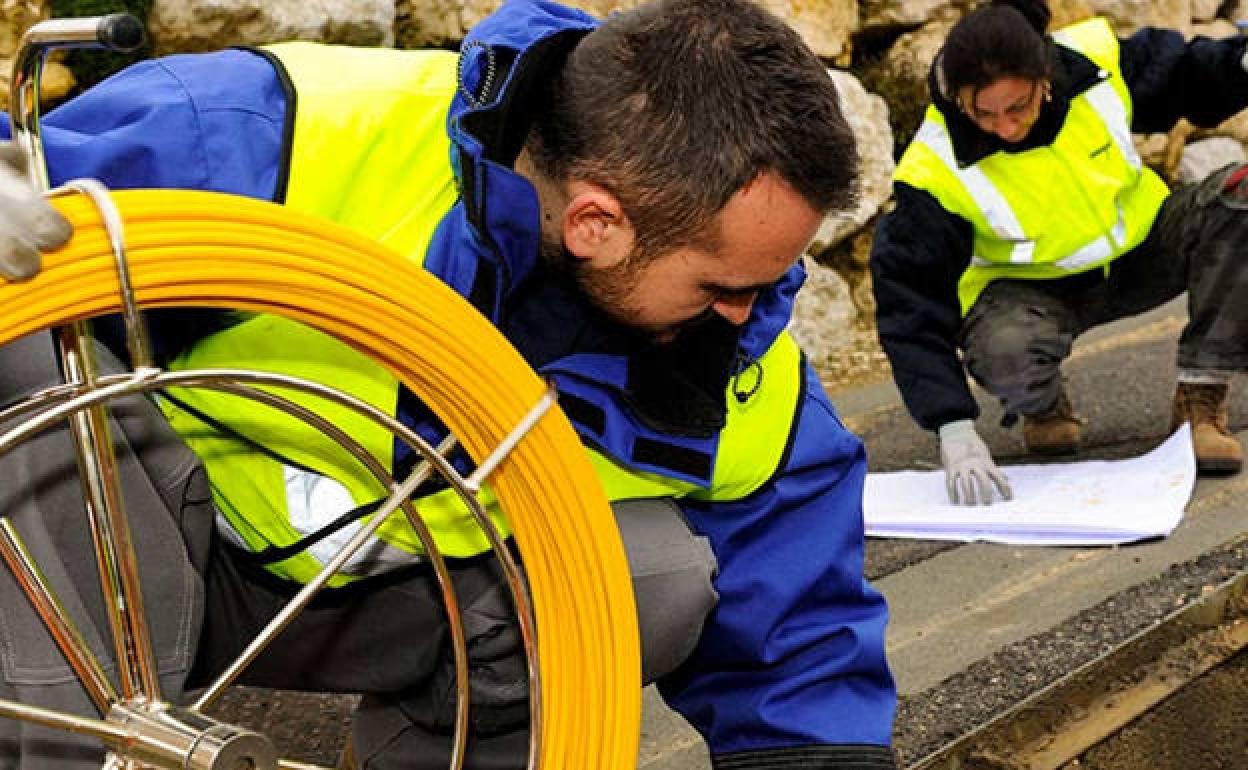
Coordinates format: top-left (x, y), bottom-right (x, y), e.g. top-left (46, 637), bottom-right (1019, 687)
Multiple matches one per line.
top-left (1, 15), bottom-right (549, 770)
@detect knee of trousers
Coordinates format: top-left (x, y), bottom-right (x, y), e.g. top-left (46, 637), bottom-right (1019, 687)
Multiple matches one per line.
top-left (963, 321), bottom-right (1069, 408)
top-left (612, 498), bottom-right (719, 684)
top-left (0, 334), bottom-right (73, 400)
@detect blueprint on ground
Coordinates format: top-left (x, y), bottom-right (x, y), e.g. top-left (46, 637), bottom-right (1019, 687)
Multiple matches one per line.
top-left (863, 424), bottom-right (1195, 546)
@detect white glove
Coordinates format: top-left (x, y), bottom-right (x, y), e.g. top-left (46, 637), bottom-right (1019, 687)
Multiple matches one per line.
top-left (0, 142), bottom-right (72, 281)
top-left (938, 419), bottom-right (1013, 506)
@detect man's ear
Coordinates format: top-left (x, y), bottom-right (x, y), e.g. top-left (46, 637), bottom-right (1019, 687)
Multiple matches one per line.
top-left (561, 181), bottom-right (634, 269)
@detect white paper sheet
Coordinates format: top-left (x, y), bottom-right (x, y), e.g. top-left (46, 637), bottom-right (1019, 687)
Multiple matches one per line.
top-left (863, 424), bottom-right (1195, 545)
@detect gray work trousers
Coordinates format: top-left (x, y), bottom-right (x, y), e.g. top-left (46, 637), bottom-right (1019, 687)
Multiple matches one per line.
top-left (0, 331), bottom-right (718, 770)
top-left (960, 162), bottom-right (1248, 418)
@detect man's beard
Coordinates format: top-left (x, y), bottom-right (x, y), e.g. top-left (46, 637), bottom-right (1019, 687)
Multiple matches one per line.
top-left (543, 238), bottom-right (648, 336)
top-left (540, 239), bottom-right (741, 437)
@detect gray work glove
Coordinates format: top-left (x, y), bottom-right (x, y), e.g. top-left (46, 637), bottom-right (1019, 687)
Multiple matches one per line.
top-left (0, 141), bottom-right (72, 281)
top-left (938, 419), bottom-right (1013, 505)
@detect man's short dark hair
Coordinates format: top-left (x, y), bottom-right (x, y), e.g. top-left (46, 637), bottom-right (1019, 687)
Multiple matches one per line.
top-left (528, 0), bottom-right (859, 261)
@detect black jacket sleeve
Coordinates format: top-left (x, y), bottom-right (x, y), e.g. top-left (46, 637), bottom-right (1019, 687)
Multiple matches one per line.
top-left (95, 309), bottom-right (241, 368)
top-left (870, 181), bottom-right (978, 432)
top-left (1121, 26), bottom-right (1248, 133)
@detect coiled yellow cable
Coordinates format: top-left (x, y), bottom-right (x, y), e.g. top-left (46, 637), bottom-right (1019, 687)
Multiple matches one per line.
top-left (0, 189), bottom-right (641, 768)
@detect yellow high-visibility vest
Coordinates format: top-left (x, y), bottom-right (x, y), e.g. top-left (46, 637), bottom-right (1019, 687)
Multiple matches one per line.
top-left (895, 17), bottom-right (1170, 314)
top-left (161, 43), bottom-right (803, 584)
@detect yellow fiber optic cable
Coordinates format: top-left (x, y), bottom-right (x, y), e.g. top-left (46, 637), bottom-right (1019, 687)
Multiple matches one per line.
top-left (0, 189), bottom-right (641, 768)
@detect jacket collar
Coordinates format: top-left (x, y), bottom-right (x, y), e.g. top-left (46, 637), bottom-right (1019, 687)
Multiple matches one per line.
top-left (930, 43), bottom-right (1106, 167)
top-left (428, 1), bottom-right (596, 318)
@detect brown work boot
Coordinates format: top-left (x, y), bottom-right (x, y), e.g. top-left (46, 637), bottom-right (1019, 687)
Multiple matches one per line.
top-left (1172, 382), bottom-right (1243, 475)
top-left (1023, 390), bottom-right (1083, 455)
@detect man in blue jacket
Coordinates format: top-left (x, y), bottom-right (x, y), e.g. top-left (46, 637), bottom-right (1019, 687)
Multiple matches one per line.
top-left (0, 0), bottom-right (897, 768)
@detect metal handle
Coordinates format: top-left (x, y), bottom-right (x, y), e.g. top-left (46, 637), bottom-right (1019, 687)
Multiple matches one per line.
top-left (96, 14), bottom-right (146, 52)
top-left (7, 14), bottom-right (163, 703)
top-left (21, 13), bottom-right (145, 55)
top-left (10, 14), bottom-right (146, 190)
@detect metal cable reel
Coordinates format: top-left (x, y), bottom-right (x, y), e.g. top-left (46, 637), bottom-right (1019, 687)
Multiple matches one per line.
top-left (0, 15), bottom-right (640, 770)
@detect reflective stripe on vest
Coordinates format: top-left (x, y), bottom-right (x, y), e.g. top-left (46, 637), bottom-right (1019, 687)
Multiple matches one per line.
top-left (161, 313), bottom-right (522, 585)
top-left (895, 17), bottom-right (1169, 314)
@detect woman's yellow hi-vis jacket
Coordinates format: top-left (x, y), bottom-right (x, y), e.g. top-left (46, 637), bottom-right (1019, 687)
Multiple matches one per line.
top-left (872, 15), bottom-right (1248, 432)
top-left (896, 17), bottom-right (1168, 315)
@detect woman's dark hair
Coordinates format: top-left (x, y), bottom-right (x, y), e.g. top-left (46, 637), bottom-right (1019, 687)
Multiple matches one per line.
top-left (528, 0), bottom-right (858, 263)
top-left (938, 0), bottom-right (1055, 101)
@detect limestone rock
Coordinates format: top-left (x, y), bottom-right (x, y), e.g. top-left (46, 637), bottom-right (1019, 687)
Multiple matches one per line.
top-left (809, 69), bottom-right (894, 252)
top-left (399, 0), bottom-right (856, 61)
top-left (860, 0), bottom-right (957, 34)
top-left (1214, 110), bottom-right (1248, 146)
top-left (881, 15), bottom-right (956, 80)
top-left (1191, 0), bottom-right (1221, 22)
top-left (760, 0), bottom-right (857, 64)
top-left (0, 57), bottom-right (74, 112)
top-left (1086, 0), bottom-right (1191, 36)
top-left (1177, 136), bottom-right (1246, 185)
top-left (1047, 0), bottom-right (1096, 30)
top-left (149, 0), bottom-right (395, 54)
top-left (1134, 133), bottom-right (1170, 174)
top-left (1190, 18), bottom-right (1238, 39)
top-left (396, 0), bottom-right (467, 48)
top-left (0, 0), bottom-right (49, 58)
top-left (789, 256), bottom-right (855, 367)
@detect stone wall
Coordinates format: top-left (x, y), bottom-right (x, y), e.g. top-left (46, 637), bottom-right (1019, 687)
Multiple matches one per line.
top-left (3, 1), bottom-right (1247, 366)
